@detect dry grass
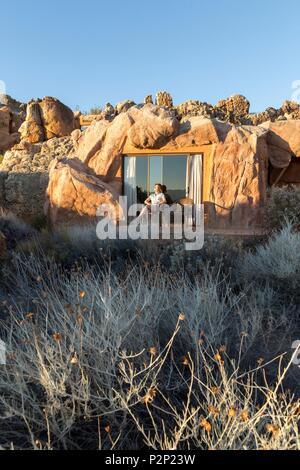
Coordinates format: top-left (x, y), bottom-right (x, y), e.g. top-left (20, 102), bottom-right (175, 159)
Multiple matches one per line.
top-left (0, 239), bottom-right (299, 450)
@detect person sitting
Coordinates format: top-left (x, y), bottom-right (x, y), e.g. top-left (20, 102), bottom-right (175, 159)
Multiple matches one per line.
top-left (137, 183), bottom-right (166, 220)
top-left (161, 185), bottom-right (173, 205)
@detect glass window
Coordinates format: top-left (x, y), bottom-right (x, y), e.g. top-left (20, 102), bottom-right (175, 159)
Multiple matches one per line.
top-left (149, 156), bottom-right (163, 193)
top-left (136, 157), bottom-right (148, 203)
top-left (124, 154), bottom-right (189, 204)
top-left (163, 155), bottom-right (187, 202)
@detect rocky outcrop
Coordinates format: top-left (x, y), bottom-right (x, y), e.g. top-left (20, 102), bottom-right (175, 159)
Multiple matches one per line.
top-left (260, 120), bottom-right (300, 168)
top-left (19, 102), bottom-right (45, 143)
top-left (175, 100), bottom-right (215, 120)
top-left (214, 95), bottom-right (250, 124)
top-left (46, 104), bottom-right (180, 224)
top-left (0, 137), bottom-right (73, 220)
top-left (45, 103), bottom-right (270, 228)
top-left (127, 105), bottom-right (179, 149)
top-left (0, 95), bottom-right (26, 152)
top-left (144, 95), bottom-right (153, 104)
top-left (155, 91), bottom-right (173, 108)
top-left (115, 100), bottom-right (136, 114)
top-left (2, 91), bottom-right (300, 230)
top-left (19, 97), bottom-right (79, 143)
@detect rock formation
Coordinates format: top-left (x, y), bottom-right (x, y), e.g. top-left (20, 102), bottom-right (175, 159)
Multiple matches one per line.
top-left (155, 91), bottom-right (173, 108)
top-left (0, 137), bottom-right (73, 220)
top-left (175, 100), bottom-right (215, 120)
top-left (115, 100), bottom-right (136, 114)
top-left (44, 103), bottom-right (271, 228)
top-left (0, 95), bottom-right (26, 153)
top-left (19, 96), bottom-right (79, 143)
top-left (2, 91), bottom-right (300, 231)
top-left (144, 95), bottom-right (153, 104)
top-left (214, 94), bottom-right (250, 124)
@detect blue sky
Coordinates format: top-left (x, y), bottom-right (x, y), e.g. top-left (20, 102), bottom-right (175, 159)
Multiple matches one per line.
top-left (1, 0), bottom-right (300, 112)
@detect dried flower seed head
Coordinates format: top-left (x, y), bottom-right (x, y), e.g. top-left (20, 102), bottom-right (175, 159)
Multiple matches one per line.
top-left (182, 356), bottom-right (189, 366)
top-left (208, 405), bottom-right (220, 418)
top-left (36, 276), bottom-right (42, 283)
top-left (104, 425), bottom-right (110, 433)
top-left (266, 423), bottom-right (280, 436)
top-left (257, 357), bottom-right (264, 365)
top-left (142, 387), bottom-right (156, 405)
top-left (52, 332), bottom-right (62, 342)
top-left (79, 291), bottom-right (86, 299)
top-left (199, 418), bottom-right (212, 433)
top-left (149, 347), bottom-right (157, 356)
top-left (240, 410), bottom-right (249, 422)
top-left (214, 352), bottom-right (222, 362)
top-left (219, 345), bottom-right (226, 353)
top-left (70, 354), bottom-right (78, 364)
top-left (26, 312), bottom-right (34, 319)
top-left (178, 313), bottom-right (185, 321)
top-left (228, 407), bottom-right (236, 418)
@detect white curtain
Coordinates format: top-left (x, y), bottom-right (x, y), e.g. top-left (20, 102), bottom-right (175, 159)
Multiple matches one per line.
top-left (186, 154), bottom-right (202, 223)
top-left (124, 157), bottom-right (137, 208)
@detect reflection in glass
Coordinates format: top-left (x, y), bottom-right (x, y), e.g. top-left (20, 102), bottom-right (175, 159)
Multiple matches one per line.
top-left (136, 157), bottom-right (148, 203)
top-left (163, 156), bottom-right (187, 201)
top-left (149, 156), bottom-right (163, 192)
top-left (124, 154), bottom-right (193, 205)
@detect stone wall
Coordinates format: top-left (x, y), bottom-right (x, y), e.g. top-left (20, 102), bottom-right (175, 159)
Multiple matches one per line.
top-left (0, 137), bottom-right (73, 221)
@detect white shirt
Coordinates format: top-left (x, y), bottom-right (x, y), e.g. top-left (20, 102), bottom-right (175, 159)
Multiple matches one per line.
top-left (150, 192), bottom-right (166, 205)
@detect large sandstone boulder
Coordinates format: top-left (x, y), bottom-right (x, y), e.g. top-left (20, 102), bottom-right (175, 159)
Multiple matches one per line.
top-left (127, 104), bottom-right (179, 149)
top-left (260, 120), bottom-right (300, 168)
top-left (19, 97), bottom-right (79, 144)
top-left (45, 158), bottom-right (122, 225)
top-left (39, 97), bottom-right (77, 139)
top-left (19, 102), bottom-right (44, 143)
top-left (209, 126), bottom-right (269, 228)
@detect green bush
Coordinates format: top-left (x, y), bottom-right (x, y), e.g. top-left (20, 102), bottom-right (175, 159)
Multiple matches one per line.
top-left (266, 185), bottom-right (300, 231)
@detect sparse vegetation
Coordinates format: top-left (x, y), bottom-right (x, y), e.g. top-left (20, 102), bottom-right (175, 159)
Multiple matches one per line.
top-left (266, 185), bottom-right (300, 231)
top-left (88, 106), bottom-right (102, 115)
top-left (0, 218), bottom-right (299, 450)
